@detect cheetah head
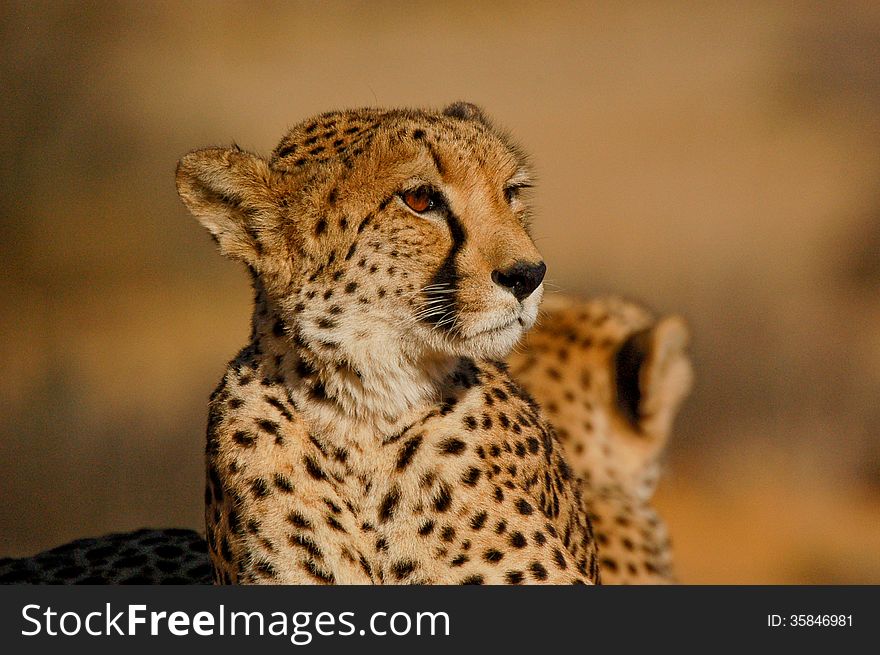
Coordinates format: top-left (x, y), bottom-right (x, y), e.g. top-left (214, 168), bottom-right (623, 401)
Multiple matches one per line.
top-left (176, 103), bottom-right (545, 390)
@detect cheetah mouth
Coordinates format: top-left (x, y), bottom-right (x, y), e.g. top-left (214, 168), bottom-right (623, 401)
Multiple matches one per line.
top-left (463, 315), bottom-right (524, 340)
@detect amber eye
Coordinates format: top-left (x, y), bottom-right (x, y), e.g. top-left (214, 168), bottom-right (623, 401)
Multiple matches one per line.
top-left (401, 186), bottom-right (437, 213)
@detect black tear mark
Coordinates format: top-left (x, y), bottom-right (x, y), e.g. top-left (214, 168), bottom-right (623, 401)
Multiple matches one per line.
top-left (422, 208), bottom-right (466, 330)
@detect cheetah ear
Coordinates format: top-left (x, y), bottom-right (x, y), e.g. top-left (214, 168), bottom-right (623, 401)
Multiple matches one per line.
top-left (442, 101), bottom-right (489, 125)
top-left (176, 147), bottom-right (278, 265)
top-left (614, 316), bottom-right (693, 438)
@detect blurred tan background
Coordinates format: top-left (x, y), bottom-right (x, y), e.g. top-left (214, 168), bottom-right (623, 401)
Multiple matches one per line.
top-left (1, 1), bottom-right (878, 583)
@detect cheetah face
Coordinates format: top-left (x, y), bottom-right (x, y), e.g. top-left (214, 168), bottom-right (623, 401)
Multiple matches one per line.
top-left (176, 103), bottom-right (545, 367)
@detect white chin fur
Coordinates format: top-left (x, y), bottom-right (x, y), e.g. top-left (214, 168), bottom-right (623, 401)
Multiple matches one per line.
top-left (446, 284), bottom-right (544, 360)
top-left (458, 323), bottom-right (524, 359)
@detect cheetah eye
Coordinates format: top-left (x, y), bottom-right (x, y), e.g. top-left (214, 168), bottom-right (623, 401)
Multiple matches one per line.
top-left (400, 185), bottom-right (444, 214)
top-left (504, 182), bottom-right (532, 205)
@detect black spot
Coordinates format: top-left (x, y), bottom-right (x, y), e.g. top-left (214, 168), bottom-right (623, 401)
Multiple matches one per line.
top-left (418, 520), bottom-right (435, 536)
top-left (345, 281), bottom-right (358, 293)
top-left (601, 558), bottom-right (619, 573)
top-left (438, 399), bottom-right (457, 416)
top-left (250, 478), bottom-right (269, 498)
top-left (460, 574), bottom-right (484, 585)
top-left (451, 554), bottom-right (468, 567)
top-left (303, 455), bottom-right (327, 481)
top-left (530, 561), bottom-right (549, 581)
top-left (265, 396), bottom-right (294, 421)
top-left (289, 533), bottom-right (323, 560)
top-left (287, 511), bottom-right (312, 530)
top-left (396, 435), bottom-right (423, 470)
top-left (505, 570), bottom-right (524, 584)
top-left (303, 559), bottom-right (335, 584)
top-left (492, 388), bottom-right (509, 402)
top-left (510, 532), bottom-right (527, 548)
top-left (470, 511), bottom-right (488, 530)
top-left (461, 466), bottom-right (481, 486)
top-left (391, 560), bottom-right (417, 580)
top-left (379, 487), bottom-right (400, 522)
top-left (326, 515), bottom-right (345, 532)
top-left (296, 358), bottom-right (316, 379)
top-left (438, 438), bottom-right (466, 455)
top-left (308, 434), bottom-right (329, 457)
top-left (254, 559), bottom-right (278, 579)
top-left (440, 526), bottom-right (456, 542)
top-left (553, 548), bottom-right (568, 570)
top-left (232, 431), bottom-right (256, 448)
top-left (516, 499), bottom-right (534, 515)
top-left (315, 218), bottom-right (327, 236)
top-left (311, 380), bottom-right (328, 400)
top-left (273, 474), bottom-right (294, 493)
top-left (257, 419), bottom-right (279, 435)
top-left (483, 549), bottom-right (504, 563)
top-left (277, 143), bottom-right (297, 158)
top-left (433, 484), bottom-right (453, 512)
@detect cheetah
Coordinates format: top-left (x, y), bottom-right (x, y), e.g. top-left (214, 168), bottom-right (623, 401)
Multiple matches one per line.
top-left (176, 102), bottom-right (599, 584)
top-left (509, 294), bottom-right (693, 583)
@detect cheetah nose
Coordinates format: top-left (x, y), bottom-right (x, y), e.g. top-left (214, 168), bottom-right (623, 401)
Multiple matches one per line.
top-left (492, 260), bottom-right (547, 301)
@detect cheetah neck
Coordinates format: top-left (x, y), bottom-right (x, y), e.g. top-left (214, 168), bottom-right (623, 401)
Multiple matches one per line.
top-left (248, 281), bottom-right (460, 440)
